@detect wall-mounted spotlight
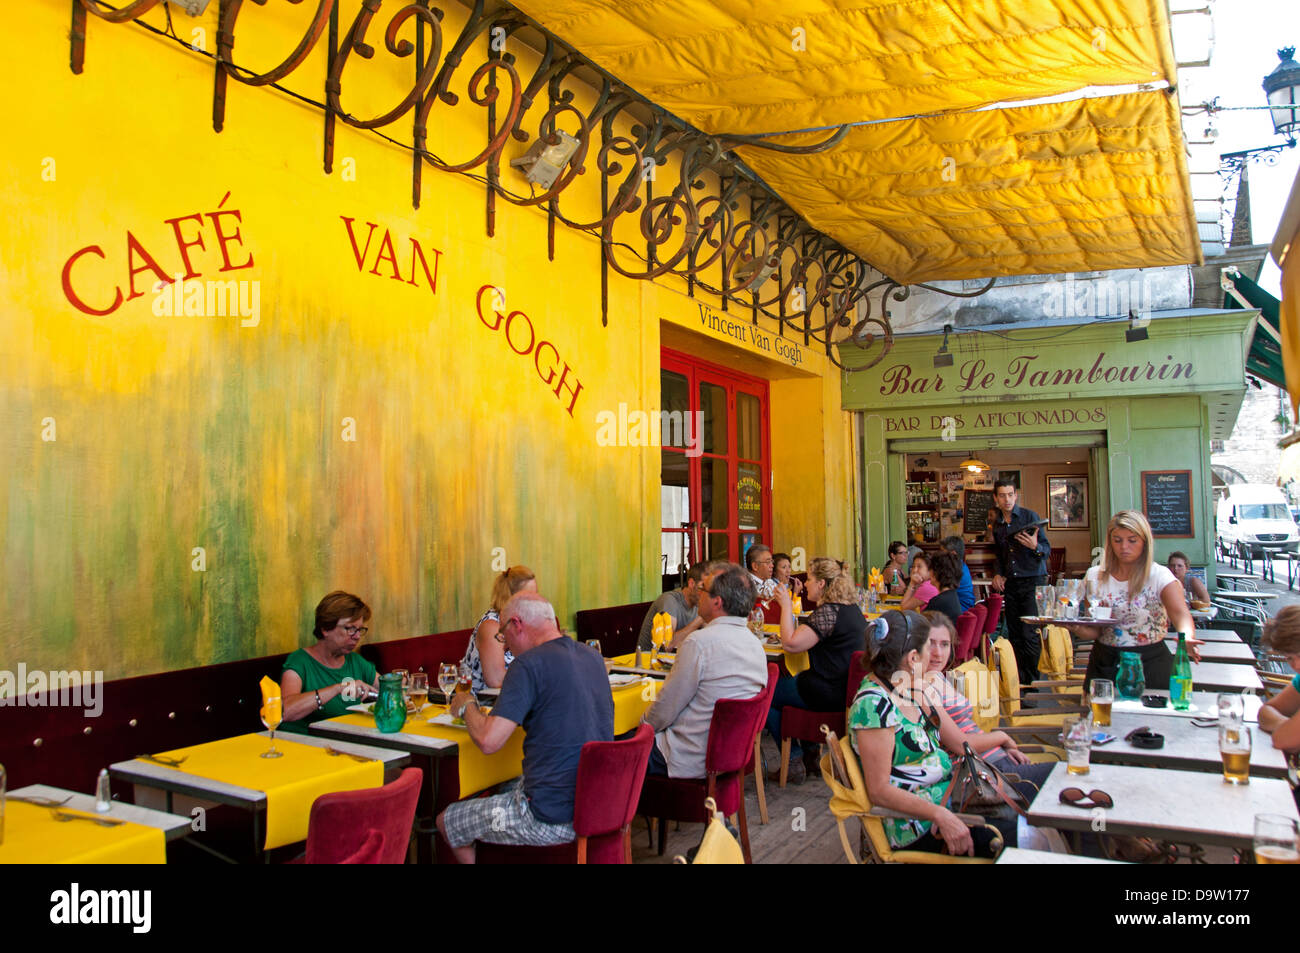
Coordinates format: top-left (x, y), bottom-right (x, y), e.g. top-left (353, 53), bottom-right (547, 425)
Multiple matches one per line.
top-left (1125, 310), bottom-right (1150, 343)
top-left (510, 131), bottom-right (580, 189)
top-left (933, 323), bottom-right (954, 367)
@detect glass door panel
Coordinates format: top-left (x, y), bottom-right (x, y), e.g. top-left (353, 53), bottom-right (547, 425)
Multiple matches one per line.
top-left (660, 349), bottom-right (770, 574)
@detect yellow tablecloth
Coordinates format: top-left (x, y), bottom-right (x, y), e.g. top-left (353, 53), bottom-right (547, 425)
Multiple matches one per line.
top-left (330, 712), bottom-right (525, 797)
top-left (761, 625), bottom-right (811, 675)
top-left (0, 800), bottom-right (166, 864)
top-left (153, 733), bottom-right (382, 850)
top-left (613, 678), bottom-right (658, 734)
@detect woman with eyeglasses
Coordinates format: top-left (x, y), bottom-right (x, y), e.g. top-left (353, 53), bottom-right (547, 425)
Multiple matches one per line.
top-left (921, 611), bottom-right (1055, 789)
top-left (279, 591), bottom-right (381, 733)
top-left (850, 610), bottom-right (1019, 858)
top-left (885, 541), bottom-right (910, 594)
top-left (460, 566), bottom-right (538, 692)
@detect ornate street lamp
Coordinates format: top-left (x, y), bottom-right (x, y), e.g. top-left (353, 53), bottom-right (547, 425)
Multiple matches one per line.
top-left (1221, 47), bottom-right (1300, 174)
top-left (1264, 46), bottom-right (1300, 141)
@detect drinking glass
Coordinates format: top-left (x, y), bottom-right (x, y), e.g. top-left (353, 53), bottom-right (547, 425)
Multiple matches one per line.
top-left (748, 607), bottom-right (766, 637)
top-left (408, 672), bottom-right (428, 712)
top-left (260, 695), bottom-right (283, 759)
top-left (1253, 814), bottom-right (1300, 864)
top-left (1034, 586), bottom-right (1048, 618)
top-left (437, 663), bottom-right (458, 708)
top-left (585, 639), bottom-right (603, 657)
top-left (1062, 715), bottom-right (1092, 776)
top-left (1090, 679), bottom-right (1114, 727)
top-left (1217, 693), bottom-right (1245, 727)
top-left (1220, 724), bottom-right (1251, 785)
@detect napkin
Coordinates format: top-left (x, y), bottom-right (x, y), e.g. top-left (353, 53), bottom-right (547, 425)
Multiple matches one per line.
top-left (259, 675), bottom-right (282, 726)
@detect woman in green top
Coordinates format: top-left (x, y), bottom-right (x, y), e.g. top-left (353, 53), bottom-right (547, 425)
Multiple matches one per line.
top-left (279, 591), bottom-right (380, 733)
top-left (849, 609), bottom-right (1009, 858)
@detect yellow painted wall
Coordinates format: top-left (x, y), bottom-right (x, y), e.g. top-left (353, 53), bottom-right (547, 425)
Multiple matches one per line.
top-left (2, 1), bottom-right (853, 679)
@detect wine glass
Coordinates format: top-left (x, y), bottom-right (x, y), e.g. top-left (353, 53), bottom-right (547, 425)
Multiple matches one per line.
top-left (260, 694), bottom-right (283, 759)
top-left (437, 663), bottom-right (458, 711)
top-left (409, 672), bottom-right (429, 713)
top-left (748, 606), bottom-right (766, 637)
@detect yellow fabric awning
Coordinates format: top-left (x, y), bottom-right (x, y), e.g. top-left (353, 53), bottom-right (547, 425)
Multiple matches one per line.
top-left (738, 89), bottom-right (1199, 284)
top-left (510, 0), bottom-right (1177, 135)
top-left (509, 0), bottom-right (1199, 283)
top-left (1282, 245), bottom-right (1300, 418)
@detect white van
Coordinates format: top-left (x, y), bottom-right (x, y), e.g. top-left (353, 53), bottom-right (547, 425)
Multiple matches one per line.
top-left (1216, 484), bottom-right (1299, 556)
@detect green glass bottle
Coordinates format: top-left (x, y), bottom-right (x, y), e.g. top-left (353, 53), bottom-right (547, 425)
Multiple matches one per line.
top-left (1170, 632), bottom-right (1193, 711)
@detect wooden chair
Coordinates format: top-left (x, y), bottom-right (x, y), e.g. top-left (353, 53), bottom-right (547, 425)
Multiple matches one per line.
top-left (638, 664), bottom-right (778, 863)
top-left (476, 724), bottom-right (656, 864)
top-left (1048, 549), bottom-right (1066, 583)
top-left (990, 637), bottom-right (1088, 747)
top-left (819, 728), bottom-right (996, 865)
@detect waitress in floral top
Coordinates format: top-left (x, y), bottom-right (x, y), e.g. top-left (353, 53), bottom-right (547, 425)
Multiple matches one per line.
top-left (1072, 510), bottom-right (1199, 691)
top-left (849, 609), bottom-right (1009, 858)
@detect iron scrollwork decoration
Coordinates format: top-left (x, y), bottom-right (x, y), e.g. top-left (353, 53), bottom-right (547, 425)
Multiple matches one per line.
top-left (69, 0), bottom-right (996, 367)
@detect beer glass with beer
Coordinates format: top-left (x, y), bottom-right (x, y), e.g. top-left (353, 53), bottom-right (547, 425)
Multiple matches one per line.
top-left (408, 672), bottom-right (428, 713)
top-left (1220, 724), bottom-right (1251, 785)
top-left (1253, 814), bottom-right (1300, 864)
top-left (1063, 715), bottom-right (1093, 776)
top-left (1090, 679), bottom-right (1114, 727)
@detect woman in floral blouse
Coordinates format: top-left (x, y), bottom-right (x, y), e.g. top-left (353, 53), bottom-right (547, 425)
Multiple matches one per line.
top-left (849, 609), bottom-right (1012, 858)
top-left (459, 566), bottom-right (537, 692)
top-left (1072, 510), bottom-right (1199, 691)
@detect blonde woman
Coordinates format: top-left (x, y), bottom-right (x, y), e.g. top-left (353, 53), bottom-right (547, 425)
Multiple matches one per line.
top-left (1070, 511), bottom-right (1199, 691)
top-left (460, 566), bottom-right (538, 691)
top-left (767, 557), bottom-right (868, 783)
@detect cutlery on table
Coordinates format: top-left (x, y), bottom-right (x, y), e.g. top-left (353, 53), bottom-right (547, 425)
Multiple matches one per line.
top-left (7, 794), bottom-right (74, 808)
top-left (136, 753), bottom-right (189, 768)
top-left (50, 809), bottom-right (126, 827)
top-left (323, 746), bottom-right (376, 763)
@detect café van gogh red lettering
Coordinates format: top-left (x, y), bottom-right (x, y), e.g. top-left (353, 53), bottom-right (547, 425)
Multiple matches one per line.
top-left (475, 285), bottom-right (583, 417)
top-left (878, 351), bottom-right (1194, 396)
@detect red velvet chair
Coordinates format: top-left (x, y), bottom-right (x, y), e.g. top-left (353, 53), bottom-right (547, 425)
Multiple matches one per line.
top-left (954, 611), bottom-right (980, 663)
top-left (981, 595), bottom-right (1003, 662)
top-left (846, 650), bottom-right (870, 705)
top-left (638, 663), bottom-right (778, 863)
top-left (301, 767), bottom-right (423, 864)
top-left (475, 723), bottom-right (656, 864)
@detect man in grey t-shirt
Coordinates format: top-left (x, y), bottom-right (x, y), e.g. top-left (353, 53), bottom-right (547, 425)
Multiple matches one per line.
top-left (638, 562), bottom-right (706, 650)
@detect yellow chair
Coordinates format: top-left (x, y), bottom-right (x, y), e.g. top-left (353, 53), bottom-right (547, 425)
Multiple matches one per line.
top-left (951, 658), bottom-right (1062, 764)
top-left (819, 729), bottom-right (996, 865)
top-left (991, 637), bottom-right (1089, 747)
top-left (1037, 626), bottom-right (1086, 691)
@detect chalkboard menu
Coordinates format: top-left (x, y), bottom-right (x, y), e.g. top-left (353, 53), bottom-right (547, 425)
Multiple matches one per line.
top-left (963, 490), bottom-right (997, 536)
top-left (1141, 470), bottom-right (1193, 538)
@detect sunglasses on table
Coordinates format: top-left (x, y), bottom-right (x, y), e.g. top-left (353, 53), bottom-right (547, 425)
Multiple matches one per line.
top-left (1058, 787), bottom-right (1114, 809)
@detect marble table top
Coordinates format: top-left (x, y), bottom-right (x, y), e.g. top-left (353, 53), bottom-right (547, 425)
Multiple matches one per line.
top-left (1027, 762), bottom-right (1297, 850)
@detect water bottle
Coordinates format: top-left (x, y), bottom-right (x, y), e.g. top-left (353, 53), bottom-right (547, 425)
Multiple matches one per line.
top-left (95, 768), bottom-right (112, 813)
top-left (1170, 633), bottom-right (1192, 711)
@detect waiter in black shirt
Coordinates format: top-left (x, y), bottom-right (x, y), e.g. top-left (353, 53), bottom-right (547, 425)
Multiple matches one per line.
top-left (990, 477), bottom-right (1051, 687)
